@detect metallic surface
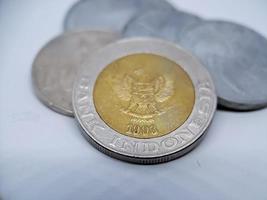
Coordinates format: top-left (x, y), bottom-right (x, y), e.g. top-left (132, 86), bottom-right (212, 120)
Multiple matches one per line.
top-left (64, 0), bottom-right (176, 32)
top-left (123, 10), bottom-right (202, 41)
top-left (93, 53), bottom-right (195, 139)
top-left (179, 20), bottom-right (267, 110)
top-left (32, 31), bottom-right (119, 116)
top-left (2, 1), bottom-right (267, 199)
top-left (73, 38), bottom-right (217, 164)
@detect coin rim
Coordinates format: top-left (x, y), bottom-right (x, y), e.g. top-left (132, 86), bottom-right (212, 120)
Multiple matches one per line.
top-left (77, 120), bottom-right (210, 164)
top-left (72, 37), bottom-right (217, 163)
top-left (123, 9), bottom-right (203, 41)
top-left (63, 0), bottom-right (177, 32)
top-left (32, 30), bottom-right (119, 117)
top-left (179, 19), bottom-right (267, 111)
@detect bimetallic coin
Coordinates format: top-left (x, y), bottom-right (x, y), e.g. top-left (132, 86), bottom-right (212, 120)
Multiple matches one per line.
top-left (179, 20), bottom-right (267, 110)
top-left (123, 10), bottom-right (202, 42)
top-left (64, 0), bottom-right (176, 32)
top-left (73, 38), bottom-right (217, 164)
top-left (32, 31), bottom-right (119, 116)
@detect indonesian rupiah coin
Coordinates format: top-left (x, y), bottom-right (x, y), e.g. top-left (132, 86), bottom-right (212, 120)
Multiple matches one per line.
top-left (179, 20), bottom-right (267, 110)
top-left (123, 9), bottom-right (202, 42)
top-left (32, 31), bottom-right (119, 116)
top-left (73, 38), bottom-right (217, 164)
top-left (63, 0), bottom-right (176, 32)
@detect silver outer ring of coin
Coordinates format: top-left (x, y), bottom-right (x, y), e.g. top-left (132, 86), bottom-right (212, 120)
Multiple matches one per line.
top-left (73, 38), bottom-right (217, 164)
top-left (32, 30), bottom-right (119, 117)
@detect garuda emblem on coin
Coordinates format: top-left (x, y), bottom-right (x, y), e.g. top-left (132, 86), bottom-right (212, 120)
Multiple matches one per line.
top-left (113, 69), bottom-right (174, 136)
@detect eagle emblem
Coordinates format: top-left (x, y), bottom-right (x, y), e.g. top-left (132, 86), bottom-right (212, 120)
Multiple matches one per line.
top-left (112, 69), bottom-right (174, 136)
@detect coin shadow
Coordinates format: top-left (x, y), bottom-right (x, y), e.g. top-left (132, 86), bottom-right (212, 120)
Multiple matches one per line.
top-left (217, 104), bottom-right (267, 112)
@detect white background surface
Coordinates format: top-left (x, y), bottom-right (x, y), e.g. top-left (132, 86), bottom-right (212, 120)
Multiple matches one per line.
top-left (0, 0), bottom-right (267, 200)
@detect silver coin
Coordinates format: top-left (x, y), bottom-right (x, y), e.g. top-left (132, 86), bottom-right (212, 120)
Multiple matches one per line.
top-left (64, 0), bottom-right (176, 32)
top-left (72, 38), bottom-right (217, 164)
top-left (123, 9), bottom-right (202, 41)
top-left (179, 20), bottom-right (267, 110)
top-left (32, 31), bottom-right (119, 116)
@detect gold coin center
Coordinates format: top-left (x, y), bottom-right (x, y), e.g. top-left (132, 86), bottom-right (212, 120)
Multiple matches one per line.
top-left (93, 53), bottom-right (195, 139)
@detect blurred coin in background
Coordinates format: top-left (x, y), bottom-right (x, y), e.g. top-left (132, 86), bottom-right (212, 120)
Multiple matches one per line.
top-left (73, 38), bottom-right (217, 164)
top-left (64, 0), bottom-right (176, 32)
top-left (32, 31), bottom-right (119, 116)
top-left (179, 20), bottom-right (267, 110)
top-left (123, 9), bottom-right (202, 42)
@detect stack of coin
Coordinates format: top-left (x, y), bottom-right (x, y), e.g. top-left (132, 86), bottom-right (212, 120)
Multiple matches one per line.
top-left (31, 0), bottom-right (267, 164)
